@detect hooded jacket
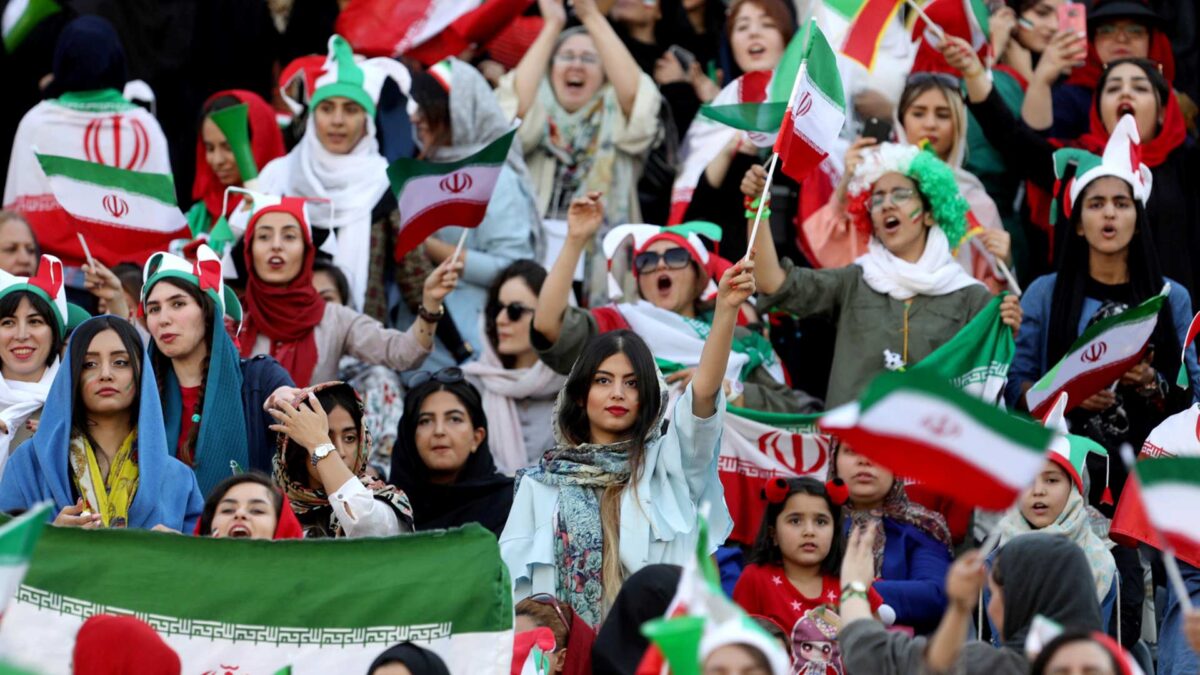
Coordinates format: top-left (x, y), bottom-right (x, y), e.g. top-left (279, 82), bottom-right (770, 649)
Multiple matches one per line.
top-left (0, 316), bottom-right (204, 531)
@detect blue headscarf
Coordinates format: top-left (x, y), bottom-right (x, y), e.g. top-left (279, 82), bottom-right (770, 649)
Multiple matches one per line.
top-left (47, 16), bottom-right (128, 97)
top-left (0, 316), bottom-right (203, 531)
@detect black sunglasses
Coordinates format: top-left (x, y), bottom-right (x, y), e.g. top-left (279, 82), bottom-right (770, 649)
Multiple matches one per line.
top-left (634, 247), bottom-right (691, 274)
top-left (493, 302), bottom-right (533, 322)
top-left (403, 367), bottom-right (464, 389)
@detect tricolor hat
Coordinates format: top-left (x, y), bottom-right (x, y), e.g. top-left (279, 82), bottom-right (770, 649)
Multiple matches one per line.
top-left (1041, 392), bottom-right (1111, 499)
top-left (845, 142), bottom-right (969, 249)
top-left (232, 188), bottom-right (335, 248)
top-left (1053, 115), bottom-right (1153, 224)
top-left (0, 255), bottom-right (90, 334)
top-left (602, 222), bottom-right (727, 301)
top-left (699, 616), bottom-right (790, 675)
top-left (142, 244), bottom-right (243, 329)
top-left (309, 35), bottom-right (409, 118)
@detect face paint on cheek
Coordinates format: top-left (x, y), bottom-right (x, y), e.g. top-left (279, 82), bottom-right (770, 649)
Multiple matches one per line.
top-left (909, 207), bottom-right (923, 221)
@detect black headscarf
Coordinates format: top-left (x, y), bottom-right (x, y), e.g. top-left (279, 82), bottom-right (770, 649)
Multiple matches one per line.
top-left (592, 564), bottom-right (682, 675)
top-left (46, 16), bottom-right (127, 97)
top-left (367, 642), bottom-right (450, 675)
top-left (994, 533), bottom-right (1103, 651)
top-left (390, 379), bottom-right (514, 536)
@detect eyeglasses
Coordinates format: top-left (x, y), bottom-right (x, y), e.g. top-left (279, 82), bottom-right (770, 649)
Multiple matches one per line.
top-left (528, 593), bottom-right (573, 643)
top-left (403, 367), bottom-right (464, 389)
top-left (869, 187), bottom-right (917, 210)
top-left (553, 52), bottom-right (600, 66)
top-left (634, 247), bottom-right (692, 274)
top-left (493, 302), bottom-right (533, 322)
top-left (1096, 23), bottom-right (1149, 39)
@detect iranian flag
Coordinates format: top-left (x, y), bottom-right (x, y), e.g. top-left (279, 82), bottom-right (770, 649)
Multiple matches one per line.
top-left (336, 0), bottom-right (532, 63)
top-left (0, 524), bottom-right (513, 674)
top-left (0, 503), bottom-right (51, 620)
top-left (909, 293), bottom-right (1015, 404)
top-left (4, 93), bottom-right (174, 266)
top-left (3, 0), bottom-right (61, 53)
top-left (1174, 310), bottom-right (1200, 389)
top-left (33, 153), bottom-right (188, 264)
top-left (839, 0), bottom-right (902, 70)
top-left (1026, 286), bottom-right (1168, 418)
top-left (913, 0), bottom-right (991, 51)
top-left (721, 407), bottom-right (832, 544)
top-left (820, 370), bottom-right (1053, 510)
top-left (1130, 456), bottom-right (1200, 559)
top-left (773, 21), bottom-right (846, 183)
top-left (389, 128), bottom-right (515, 260)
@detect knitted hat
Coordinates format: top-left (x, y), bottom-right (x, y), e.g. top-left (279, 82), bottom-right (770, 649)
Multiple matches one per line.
top-left (142, 244), bottom-right (243, 329)
top-left (1053, 115), bottom-right (1153, 224)
top-left (699, 616), bottom-right (791, 675)
top-left (602, 222), bottom-right (728, 301)
top-left (845, 143), bottom-right (970, 249)
top-left (0, 255), bottom-right (89, 334)
top-left (1041, 392), bottom-right (1112, 501)
top-left (310, 35), bottom-right (411, 118)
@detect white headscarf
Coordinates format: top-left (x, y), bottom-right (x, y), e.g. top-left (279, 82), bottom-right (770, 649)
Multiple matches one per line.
top-left (0, 358), bottom-right (58, 479)
top-left (855, 225), bottom-right (981, 300)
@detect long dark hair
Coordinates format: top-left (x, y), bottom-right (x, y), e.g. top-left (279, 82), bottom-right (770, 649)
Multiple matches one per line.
top-left (409, 71), bottom-right (452, 152)
top-left (312, 259), bottom-right (352, 309)
top-left (147, 278), bottom-right (216, 463)
top-left (0, 290), bottom-right (63, 369)
top-left (485, 259), bottom-right (547, 369)
top-left (1094, 58), bottom-right (1170, 134)
top-left (394, 378), bottom-right (490, 482)
top-left (747, 477), bottom-right (845, 576)
top-left (284, 384), bottom-right (363, 487)
top-left (558, 330), bottom-right (662, 472)
top-left (196, 472), bottom-right (282, 536)
top-left (1047, 181), bottom-right (1180, 383)
top-left (69, 316), bottom-right (144, 437)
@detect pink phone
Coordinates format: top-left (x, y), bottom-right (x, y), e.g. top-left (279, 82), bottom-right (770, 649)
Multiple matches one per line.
top-left (1057, 2), bottom-right (1087, 38)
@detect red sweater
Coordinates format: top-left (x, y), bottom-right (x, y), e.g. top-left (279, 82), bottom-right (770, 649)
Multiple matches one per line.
top-left (732, 563), bottom-right (841, 633)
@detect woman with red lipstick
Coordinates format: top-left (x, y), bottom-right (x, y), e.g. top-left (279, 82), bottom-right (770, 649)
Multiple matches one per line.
top-left (948, 35), bottom-right (1199, 296)
top-left (0, 255), bottom-right (87, 479)
top-left (501, 255), bottom-right (754, 627)
top-left (196, 472), bottom-right (302, 540)
top-left (0, 316), bottom-right (203, 532)
top-left (533, 193), bottom-right (803, 413)
top-left (239, 195), bottom-right (461, 387)
top-left (142, 244), bottom-right (299, 498)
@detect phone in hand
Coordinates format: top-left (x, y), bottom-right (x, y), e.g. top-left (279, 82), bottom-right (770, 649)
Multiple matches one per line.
top-left (668, 45), bottom-right (697, 72)
top-left (861, 117), bottom-right (893, 143)
top-left (1057, 2), bottom-right (1087, 39)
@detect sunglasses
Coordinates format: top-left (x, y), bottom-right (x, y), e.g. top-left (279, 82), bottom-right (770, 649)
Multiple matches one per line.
top-left (493, 302), bottom-right (533, 322)
top-left (403, 367), bottom-right (464, 389)
top-left (869, 187), bottom-right (917, 210)
top-left (528, 593), bottom-right (572, 643)
top-left (634, 247), bottom-right (692, 274)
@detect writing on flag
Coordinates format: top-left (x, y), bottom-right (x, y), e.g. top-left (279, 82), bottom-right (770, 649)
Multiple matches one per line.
top-left (820, 370), bottom-right (1053, 510)
top-left (1026, 286), bottom-right (1168, 418)
top-left (909, 293), bottom-right (1015, 404)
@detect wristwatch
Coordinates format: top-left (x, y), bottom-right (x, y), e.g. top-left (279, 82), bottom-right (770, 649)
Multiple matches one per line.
top-left (417, 304), bottom-right (445, 323)
top-left (840, 581), bottom-right (869, 602)
top-left (310, 443), bottom-right (337, 467)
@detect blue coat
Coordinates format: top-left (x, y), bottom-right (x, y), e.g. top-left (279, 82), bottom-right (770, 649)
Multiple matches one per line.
top-left (860, 518), bottom-right (953, 635)
top-left (0, 316), bottom-right (203, 531)
top-left (238, 354), bottom-right (295, 474)
top-left (1005, 273), bottom-right (1200, 407)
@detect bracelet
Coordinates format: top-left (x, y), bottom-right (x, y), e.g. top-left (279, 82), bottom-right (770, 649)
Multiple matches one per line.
top-left (417, 304), bottom-right (445, 323)
top-left (743, 195), bottom-right (771, 220)
top-left (840, 589), bottom-right (868, 602)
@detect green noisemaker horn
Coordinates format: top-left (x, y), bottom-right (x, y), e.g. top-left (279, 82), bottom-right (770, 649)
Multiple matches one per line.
top-left (209, 103), bottom-right (258, 182)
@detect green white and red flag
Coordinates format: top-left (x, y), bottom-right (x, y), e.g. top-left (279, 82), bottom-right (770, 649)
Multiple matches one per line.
top-left (1026, 286), bottom-right (1168, 419)
top-left (33, 152), bottom-right (189, 264)
top-left (1129, 456), bottom-right (1200, 561)
top-left (819, 370), bottom-right (1054, 510)
top-left (1174, 310), bottom-right (1200, 389)
top-left (335, 0), bottom-right (532, 63)
top-left (0, 523), bottom-right (513, 673)
top-left (908, 293), bottom-right (1015, 404)
top-left (0, 503), bottom-right (51, 621)
top-left (773, 20), bottom-right (847, 182)
top-left (912, 0), bottom-right (990, 50)
top-left (839, 0), bottom-right (903, 70)
top-left (389, 128), bottom-right (515, 260)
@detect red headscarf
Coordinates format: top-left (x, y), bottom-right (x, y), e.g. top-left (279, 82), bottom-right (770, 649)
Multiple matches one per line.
top-left (239, 198), bottom-right (326, 387)
top-left (1065, 27), bottom-right (1176, 91)
top-left (73, 614), bottom-right (181, 675)
top-left (191, 90), bottom-right (286, 221)
top-left (192, 489), bottom-right (304, 539)
top-left (1074, 74), bottom-right (1187, 167)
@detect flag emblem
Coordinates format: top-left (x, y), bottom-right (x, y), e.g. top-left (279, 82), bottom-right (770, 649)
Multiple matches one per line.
top-left (102, 194), bottom-right (128, 218)
top-left (1082, 342), bottom-right (1108, 363)
top-left (439, 172), bottom-right (473, 194)
top-left (83, 116), bottom-right (151, 170)
top-left (758, 430), bottom-right (829, 474)
top-left (796, 91), bottom-right (813, 117)
top-left (921, 415), bottom-right (962, 438)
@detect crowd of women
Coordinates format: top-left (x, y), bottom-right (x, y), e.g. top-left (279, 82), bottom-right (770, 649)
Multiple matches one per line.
top-left (0, 0), bottom-right (1199, 672)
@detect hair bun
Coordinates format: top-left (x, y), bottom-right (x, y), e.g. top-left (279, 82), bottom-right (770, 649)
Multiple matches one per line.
top-left (761, 477), bottom-right (789, 504)
top-left (825, 478), bottom-right (849, 506)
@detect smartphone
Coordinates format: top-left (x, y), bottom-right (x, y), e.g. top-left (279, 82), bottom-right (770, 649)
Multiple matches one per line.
top-left (1057, 2), bottom-right (1087, 38)
top-left (861, 117), bottom-right (893, 143)
top-left (668, 45), bottom-right (696, 72)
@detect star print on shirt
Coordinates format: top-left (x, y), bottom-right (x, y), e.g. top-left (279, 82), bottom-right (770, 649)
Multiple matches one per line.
top-left (791, 600), bottom-right (803, 612)
top-left (825, 589), bottom-right (838, 603)
top-left (772, 575), bottom-right (784, 586)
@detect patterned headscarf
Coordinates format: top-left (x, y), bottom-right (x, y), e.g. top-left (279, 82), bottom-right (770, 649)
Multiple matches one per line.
top-left (272, 381), bottom-right (412, 537)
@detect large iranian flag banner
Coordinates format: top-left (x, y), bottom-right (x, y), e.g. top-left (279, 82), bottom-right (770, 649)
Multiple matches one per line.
top-left (389, 128), bottom-right (515, 260)
top-left (820, 370), bottom-right (1053, 510)
top-left (0, 524), bottom-right (512, 674)
top-left (722, 407), bottom-right (831, 544)
top-left (0, 503), bottom-right (51, 620)
top-left (1026, 287), bottom-right (1168, 418)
